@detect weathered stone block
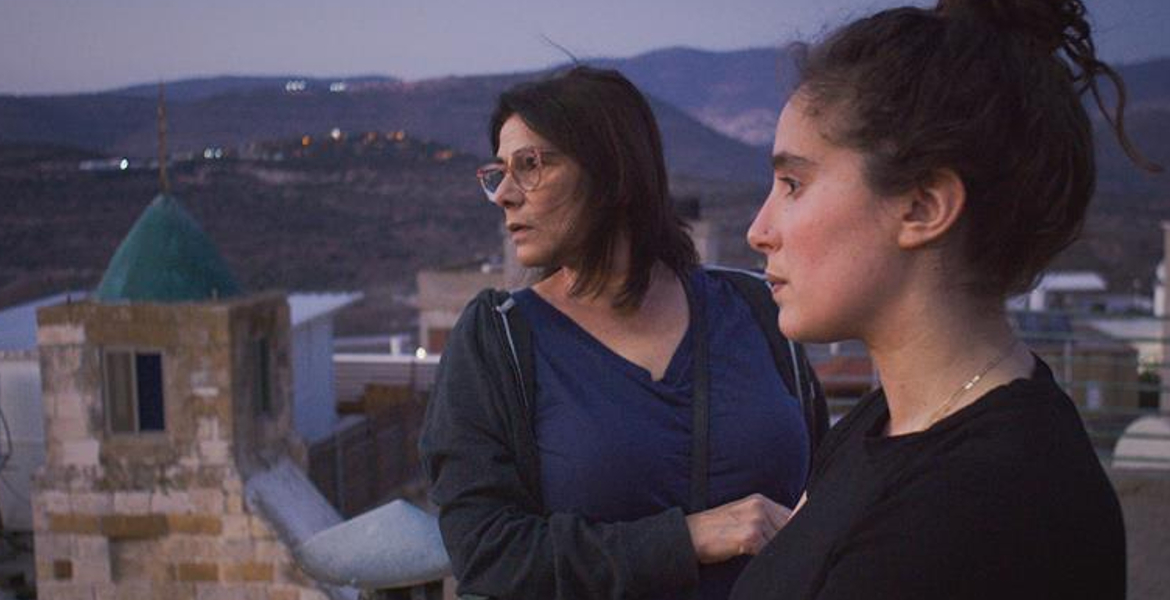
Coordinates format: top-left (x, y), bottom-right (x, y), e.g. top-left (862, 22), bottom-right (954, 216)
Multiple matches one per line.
top-left (221, 561), bottom-right (274, 583)
top-left (71, 555), bottom-right (112, 583)
top-left (224, 491), bottom-right (244, 513)
top-left (218, 539), bottom-right (254, 561)
top-left (38, 324), bottom-right (86, 346)
top-left (35, 533), bottom-right (73, 560)
top-left (75, 536), bottom-right (109, 561)
top-left (151, 491), bottom-right (193, 513)
top-left (167, 514), bottom-right (224, 535)
top-left (101, 514), bottom-right (168, 539)
top-left (266, 588), bottom-right (300, 600)
top-left (193, 583), bottom-right (249, 600)
top-left (53, 390), bottom-right (88, 420)
top-left (157, 536), bottom-right (222, 561)
top-left (199, 440), bottom-right (231, 464)
top-left (247, 516), bottom-right (274, 540)
top-left (50, 419), bottom-right (92, 444)
top-left (113, 491), bottom-right (151, 514)
top-left (112, 556), bottom-right (175, 583)
top-left (129, 582), bottom-right (197, 600)
top-left (220, 515), bottom-right (250, 539)
top-left (49, 513), bottom-right (101, 535)
top-left (190, 489), bottom-right (225, 512)
top-left (253, 540), bottom-right (287, 563)
top-left (38, 490), bottom-right (72, 515)
top-left (174, 562), bottom-right (219, 582)
top-left (71, 492), bottom-right (113, 514)
top-left (32, 580), bottom-right (90, 600)
top-left (196, 417), bottom-right (220, 441)
top-left (60, 440), bottom-right (100, 466)
top-left (90, 582), bottom-right (117, 600)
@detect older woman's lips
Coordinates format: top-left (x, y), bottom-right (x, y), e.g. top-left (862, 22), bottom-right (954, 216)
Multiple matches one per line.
top-left (506, 223), bottom-right (533, 241)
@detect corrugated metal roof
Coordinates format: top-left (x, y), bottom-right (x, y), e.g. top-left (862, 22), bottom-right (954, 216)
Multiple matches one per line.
top-left (289, 292), bottom-right (363, 327)
top-left (1036, 271), bottom-right (1108, 292)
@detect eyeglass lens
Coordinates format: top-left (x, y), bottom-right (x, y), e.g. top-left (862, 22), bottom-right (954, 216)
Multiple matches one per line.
top-left (478, 148), bottom-right (543, 198)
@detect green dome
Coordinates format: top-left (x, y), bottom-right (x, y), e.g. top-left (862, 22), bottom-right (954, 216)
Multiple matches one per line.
top-left (95, 194), bottom-right (242, 303)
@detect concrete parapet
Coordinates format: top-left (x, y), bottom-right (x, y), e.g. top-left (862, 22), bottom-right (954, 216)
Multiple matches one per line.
top-left (1109, 468), bottom-right (1170, 600)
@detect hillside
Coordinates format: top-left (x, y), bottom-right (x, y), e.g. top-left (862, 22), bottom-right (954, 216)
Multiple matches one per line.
top-left (0, 70), bottom-right (768, 185)
top-left (1, 48), bottom-right (1169, 333)
top-left (0, 134), bottom-right (497, 332)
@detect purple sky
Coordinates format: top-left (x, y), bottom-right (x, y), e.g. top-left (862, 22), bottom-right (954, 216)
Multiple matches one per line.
top-left (2, 0), bottom-right (1168, 95)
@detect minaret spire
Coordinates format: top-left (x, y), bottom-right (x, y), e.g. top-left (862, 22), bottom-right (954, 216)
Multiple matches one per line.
top-left (158, 81), bottom-right (170, 196)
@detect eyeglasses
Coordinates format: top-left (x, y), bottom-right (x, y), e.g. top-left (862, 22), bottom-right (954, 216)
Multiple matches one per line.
top-left (476, 147), bottom-right (559, 202)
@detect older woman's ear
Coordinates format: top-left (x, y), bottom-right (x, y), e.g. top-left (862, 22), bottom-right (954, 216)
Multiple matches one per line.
top-left (895, 168), bottom-right (965, 250)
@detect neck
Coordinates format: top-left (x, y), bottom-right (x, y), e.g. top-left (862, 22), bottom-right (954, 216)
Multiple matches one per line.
top-left (543, 235), bottom-right (635, 308)
top-left (865, 288), bottom-right (1029, 435)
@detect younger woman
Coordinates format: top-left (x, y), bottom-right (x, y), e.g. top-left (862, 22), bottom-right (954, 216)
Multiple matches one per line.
top-left (733, 0), bottom-right (1157, 597)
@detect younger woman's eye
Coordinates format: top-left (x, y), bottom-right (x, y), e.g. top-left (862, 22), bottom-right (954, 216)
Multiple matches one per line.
top-left (778, 176), bottom-right (802, 196)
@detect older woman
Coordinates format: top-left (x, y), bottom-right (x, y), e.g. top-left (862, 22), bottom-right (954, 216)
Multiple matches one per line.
top-left (420, 67), bottom-right (827, 600)
top-left (732, 0), bottom-right (1158, 598)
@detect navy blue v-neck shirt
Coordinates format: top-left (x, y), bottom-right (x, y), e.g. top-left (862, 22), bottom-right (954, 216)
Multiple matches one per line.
top-left (513, 269), bottom-right (810, 600)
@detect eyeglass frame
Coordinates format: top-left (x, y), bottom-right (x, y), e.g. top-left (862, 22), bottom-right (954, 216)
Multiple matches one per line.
top-left (476, 146), bottom-right (562, 202)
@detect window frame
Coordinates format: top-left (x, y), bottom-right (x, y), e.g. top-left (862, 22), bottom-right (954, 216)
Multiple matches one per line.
top-left (101, 346), bottom-right (167, 435)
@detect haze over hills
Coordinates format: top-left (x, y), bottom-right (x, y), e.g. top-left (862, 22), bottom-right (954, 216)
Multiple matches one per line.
top-left (1, 46), bottom-right (1169, 330)
top-left (0, 52), bottom-right (777, 185)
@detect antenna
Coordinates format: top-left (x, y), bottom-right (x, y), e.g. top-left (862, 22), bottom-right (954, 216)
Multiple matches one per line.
top-left (158, 81), bottom-right (170, 196)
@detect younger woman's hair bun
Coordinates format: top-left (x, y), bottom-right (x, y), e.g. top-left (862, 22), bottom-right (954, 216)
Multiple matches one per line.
top-left (936, 0), bottom-right (1161, 172)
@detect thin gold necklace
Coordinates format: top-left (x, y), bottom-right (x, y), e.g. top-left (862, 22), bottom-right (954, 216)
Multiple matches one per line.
top-left (924, 339), bottom-right (1020, 428)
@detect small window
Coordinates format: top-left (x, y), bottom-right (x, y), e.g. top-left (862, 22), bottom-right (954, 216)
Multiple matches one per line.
top-left (103, 350), bottom-right (165, 433)
top-left (253, 338), bottom-right (272, 416)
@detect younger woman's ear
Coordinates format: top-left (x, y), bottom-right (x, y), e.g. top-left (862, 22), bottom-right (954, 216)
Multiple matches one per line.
top-left (896, 168), bottom-right (966, 250)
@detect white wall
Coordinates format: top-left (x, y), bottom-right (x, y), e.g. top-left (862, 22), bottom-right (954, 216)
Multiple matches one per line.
top-left (0, 357), bottom-right (46, 531)
top-left (292, 317), bottom-right (339, 444)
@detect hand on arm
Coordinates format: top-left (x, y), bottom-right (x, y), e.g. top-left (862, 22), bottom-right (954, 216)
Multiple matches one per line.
top-left (685, 493), bottom-right (792, 564)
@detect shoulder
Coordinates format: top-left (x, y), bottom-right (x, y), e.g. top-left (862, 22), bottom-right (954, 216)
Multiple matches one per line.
top-left (893, 389), bottom-right (1121, 531)
top-left (445, 288), bottom-right (515, 346)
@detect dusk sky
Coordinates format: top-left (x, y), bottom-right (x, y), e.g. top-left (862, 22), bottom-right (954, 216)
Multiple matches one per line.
top-left (2, 0), bottom-right (1168, 96)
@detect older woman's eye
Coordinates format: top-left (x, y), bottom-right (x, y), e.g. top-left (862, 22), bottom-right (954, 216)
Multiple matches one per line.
top-left (515, 151), bottom-right (540, 173)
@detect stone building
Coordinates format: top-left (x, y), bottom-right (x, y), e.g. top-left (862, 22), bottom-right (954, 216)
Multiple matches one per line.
top-left (31, 194), bottom-right (348, 599)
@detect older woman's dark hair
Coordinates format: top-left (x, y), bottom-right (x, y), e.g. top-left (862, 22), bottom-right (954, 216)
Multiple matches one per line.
top-left (795, 0), bottom-right (1160, 297)
top-left (489, 66), bottom-right (697, 309)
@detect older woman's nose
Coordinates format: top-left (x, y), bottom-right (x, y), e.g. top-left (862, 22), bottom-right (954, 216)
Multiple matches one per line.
top-left (493, 176), bottom-right (524, 209)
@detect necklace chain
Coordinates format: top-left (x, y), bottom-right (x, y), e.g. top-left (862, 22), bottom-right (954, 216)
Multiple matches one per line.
top-left (925, 339), bottom-right (1020, 428)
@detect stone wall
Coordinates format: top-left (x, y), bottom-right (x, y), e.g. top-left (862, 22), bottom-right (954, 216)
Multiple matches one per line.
top-left (32, 294), bottom-right (326, 599)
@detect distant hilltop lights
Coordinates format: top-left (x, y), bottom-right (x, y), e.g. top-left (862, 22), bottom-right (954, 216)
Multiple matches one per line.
top-left (78, 157), bottom-right (135, 172)
top-left (77, 128), bottom-right (459, 171)
top-left (283, 79), bottom-right (350, 94)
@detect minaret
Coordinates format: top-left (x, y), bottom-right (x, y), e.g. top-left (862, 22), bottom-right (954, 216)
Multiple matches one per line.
top-left (30, 89), bottom-right (340, 599)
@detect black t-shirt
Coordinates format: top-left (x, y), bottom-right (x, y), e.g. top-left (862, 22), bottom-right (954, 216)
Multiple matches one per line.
top-left (730, 358), bottom-right (1125, 600)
